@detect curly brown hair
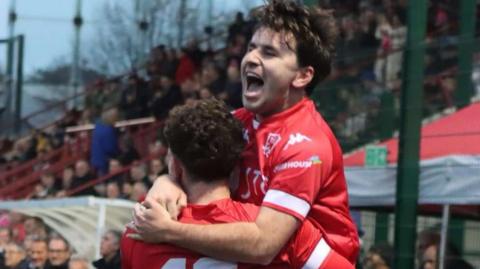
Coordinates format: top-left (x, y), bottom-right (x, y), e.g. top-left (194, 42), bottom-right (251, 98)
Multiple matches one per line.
top-left (163, 99), bottom-right (245, 181)
top-left (252, 0), bottom-right (338, 95)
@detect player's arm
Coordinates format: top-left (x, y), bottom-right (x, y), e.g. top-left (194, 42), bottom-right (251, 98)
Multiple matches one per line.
top-left (133, 198), bottom-right (299, 265)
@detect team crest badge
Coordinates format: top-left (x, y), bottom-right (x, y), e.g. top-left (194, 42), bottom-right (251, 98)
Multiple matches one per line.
top-left (263, 133), bottom-right (281, 156)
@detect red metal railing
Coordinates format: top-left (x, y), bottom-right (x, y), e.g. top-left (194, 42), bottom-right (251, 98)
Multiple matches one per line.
top-left (0, 119), bottom-right (162, 200)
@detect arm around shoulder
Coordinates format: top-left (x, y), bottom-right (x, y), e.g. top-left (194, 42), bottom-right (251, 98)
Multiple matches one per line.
top-left (166, 206), bottom-right (300, 265)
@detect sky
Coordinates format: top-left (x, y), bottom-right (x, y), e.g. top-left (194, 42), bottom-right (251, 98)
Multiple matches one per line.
top-left (0, 0), bottom-right (262, 76)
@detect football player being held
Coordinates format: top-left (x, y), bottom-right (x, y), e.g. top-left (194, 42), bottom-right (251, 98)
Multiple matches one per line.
top-left (123, 99), bottom-right (352, 269)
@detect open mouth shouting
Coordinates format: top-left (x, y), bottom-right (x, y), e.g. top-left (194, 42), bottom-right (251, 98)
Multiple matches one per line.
top-left (244, 71), bottom-right (264, 99)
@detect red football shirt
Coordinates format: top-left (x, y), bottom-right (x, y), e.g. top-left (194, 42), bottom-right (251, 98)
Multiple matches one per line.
top-left (233, 97), bottom-right (359, 264)
top-left (121, 198), bottom-right (327, 269)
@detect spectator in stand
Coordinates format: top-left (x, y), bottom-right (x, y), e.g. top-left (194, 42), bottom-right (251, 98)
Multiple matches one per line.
top-left (150, 75), bottom-right (183, 120)
top-left (71, 160), bottom-right (96, 196)
top-left (11, 138), bottom-right (35, 163)
top-left (362, 243), bottom-right (393, 269)
top-left (129, 182), bottom-right (147, 203)
top-left (27, 172), bottom-right (58, 200)
top-left (182, 92), bottom-right (199, 106)
top-left (146, 140), bottom-right (167, 159)
top-left (3, 242), bottom-right (28, 269)
top-left (23, 217), bottom-right (48, 240)
top-left (120, 74), bottom-right (149, 120)
top-left (118, 134), bottom-right (140, 165)
top-left (33, 131), bottom-right (53, 156)
top-left (198, 87), bottom-right (213, 100)
top-left (0, 227), bottom-right (11, 268)
top-left (77, 109), bottom-right (93, 126)
top-left (27, 238), bottom-right (49, 269)
top-left (68, 256), bottom-right (90, 269)
top-left (184, 40), bottom-right (204, 70)
top-left (121, 182), bottom-right (133, 200)
top-left (107, 159), bottom-right (125, 184)
top-left (358, 5), bottom-right (379, 49)
top-left (417, 227), bottom-right (440, 268)
top-left (106, 182), bottom-right (122, 199)
top-left (0, 138), bottom-right (14, 159)
top-left (175, 48), bottom-right (196, 86)
top-left (129, 162), bottom-right (150, 188)
top-left (374, 14), bottom-right (393, 84)
top-left (224, 59), bottom-right (243, 109)
top-left (179, 78), bottom-right (199, 102)
top-left (56, 167), bottom-right (75, 198)
top-left (45, 124), bottom-right (65, 149)
top-left (48, 236), bottom-right (71, 269)
top-left (338, 16), bottom-right (360, 59)
top-left (92, 230), bottom-right (121, 269)
top-left (7, 213), bottom-right (24, 244)
top-left (201, 63), bottom-right (225, 99)
top-left (386, 14), bottom-right (406, 87)
top-left (102, 79), bottom-right (122, 112)
top-left (32, 149), bottom-right (51, 172)
top-left (227, 12), bottom-right (247, 43)
top-left (90, 107), bottom-right (120, 176)
top-left (85, 80), bottom-right (107, 119)
top-left (149, 44), bottom-right (165, 66)
top-left (162, 48), bottom-right (179, 79)
top-left (421, 242), bottom-right (474, 269)
top-left (148, 158), bottom-right (166, 184)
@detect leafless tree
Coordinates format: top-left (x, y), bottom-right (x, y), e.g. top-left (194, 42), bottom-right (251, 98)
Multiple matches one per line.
top-left (88, 0), bottom-right (176, 75)
top-left (87, 0), bottom-right (260, 75)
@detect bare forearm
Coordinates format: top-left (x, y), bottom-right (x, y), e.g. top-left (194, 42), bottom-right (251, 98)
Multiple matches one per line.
top-left (166, 221), bottom-right (277, 264)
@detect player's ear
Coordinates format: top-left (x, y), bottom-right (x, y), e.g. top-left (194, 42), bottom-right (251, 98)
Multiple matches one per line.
top-left (292, 66), bottom-right (314, 89)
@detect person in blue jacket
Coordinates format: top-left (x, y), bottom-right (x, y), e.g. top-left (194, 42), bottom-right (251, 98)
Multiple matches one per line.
top-left (90, 107), bottom-right (119, 175)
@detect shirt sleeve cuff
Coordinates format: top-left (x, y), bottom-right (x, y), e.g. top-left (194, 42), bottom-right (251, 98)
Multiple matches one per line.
top-left (262, 189), bottom-right (311, 221)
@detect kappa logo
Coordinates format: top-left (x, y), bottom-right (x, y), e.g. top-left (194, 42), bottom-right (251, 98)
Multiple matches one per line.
top-left (273, 155), bottom-right (322, 173)
top-left (263, 133), bottom-right (281, 156)
top-left (283, 133), bottom-right (311, 150)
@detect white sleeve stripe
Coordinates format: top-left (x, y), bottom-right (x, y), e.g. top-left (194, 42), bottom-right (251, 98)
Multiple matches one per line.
top-left (263, 189), bottom-right (310, 218)
top-left (302, 238), bottom-right (331, 269)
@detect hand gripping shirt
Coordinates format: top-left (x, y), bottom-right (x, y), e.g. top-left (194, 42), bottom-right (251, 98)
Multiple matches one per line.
top-left (233, 98), bottom-right (360, 264)
top-left (121, 198), bottom-right (333, 269)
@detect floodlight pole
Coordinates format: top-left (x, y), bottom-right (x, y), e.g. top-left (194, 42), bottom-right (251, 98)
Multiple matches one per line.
top-left (5, 0), bottom-right (16, 116)
top-left (177, 0), bottom-right (187, 48)
top-left (71, 0), bottom-right (83, 108)
top-left (14, 35), bottom-right (24, 134)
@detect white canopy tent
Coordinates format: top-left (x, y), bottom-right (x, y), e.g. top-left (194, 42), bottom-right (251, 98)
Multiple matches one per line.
top-left (344, 102), bottom-right (480, 210)
top-left (344, 102), bottom-right (480, 268)
top-left (0, 196), bottom-right (134, 260)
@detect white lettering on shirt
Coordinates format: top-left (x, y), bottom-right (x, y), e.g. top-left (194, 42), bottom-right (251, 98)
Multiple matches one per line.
top-left (273, 156), bottom-right (322, 173)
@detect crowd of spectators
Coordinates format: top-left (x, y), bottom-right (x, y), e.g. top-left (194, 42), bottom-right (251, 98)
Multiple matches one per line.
top-left (0, 214), bottom-right (120, 269)
top-left (1, 0), bottom-right (479, 190)
top-left (0, 214), bottom-right (476, 269)
top-left (314, 0), bottom-right (480, 151)
top-left (358, 226), bottom-right (474, 269)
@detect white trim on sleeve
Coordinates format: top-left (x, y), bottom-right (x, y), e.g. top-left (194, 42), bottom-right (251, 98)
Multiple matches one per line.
top-left (302, 238), bottom-right (331, 269)
top-left (263, 189), bottom-right (310, 218)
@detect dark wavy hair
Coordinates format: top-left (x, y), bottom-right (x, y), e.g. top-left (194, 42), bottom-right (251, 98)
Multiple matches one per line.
top-left (252, 0), bottom-right (338, 95)
top-left (163, 99), bottom-right (245, 181)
